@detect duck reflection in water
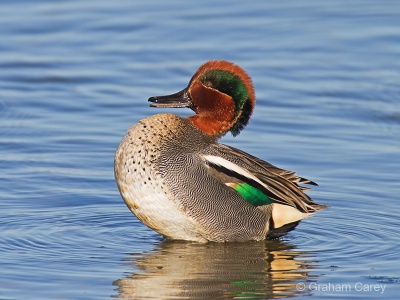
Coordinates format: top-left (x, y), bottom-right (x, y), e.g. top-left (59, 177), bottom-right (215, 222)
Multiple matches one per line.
top-left (113, 239), bottom-right (317, 299)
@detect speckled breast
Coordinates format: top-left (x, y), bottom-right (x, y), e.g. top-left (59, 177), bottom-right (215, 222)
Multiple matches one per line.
top-left (114, 113), bottom-right (209, 242)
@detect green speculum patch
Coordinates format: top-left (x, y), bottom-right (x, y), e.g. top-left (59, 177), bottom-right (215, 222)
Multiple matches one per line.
top-left (233, 183), bottom-right (273, 206)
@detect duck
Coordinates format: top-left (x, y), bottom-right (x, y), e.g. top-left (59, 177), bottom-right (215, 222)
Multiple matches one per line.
top-left (114, 60), bottom-right (325, 243)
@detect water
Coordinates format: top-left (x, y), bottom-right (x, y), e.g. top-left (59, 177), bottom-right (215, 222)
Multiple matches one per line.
top-left (1, 0), bottom-right (399, 299)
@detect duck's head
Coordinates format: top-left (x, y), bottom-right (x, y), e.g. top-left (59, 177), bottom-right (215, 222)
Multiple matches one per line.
top-left (149, 60), bottom-right (255, 137)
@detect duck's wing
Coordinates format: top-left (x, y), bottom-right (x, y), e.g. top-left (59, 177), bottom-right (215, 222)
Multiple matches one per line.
top-left (203, 143), bottom-right (326, 214)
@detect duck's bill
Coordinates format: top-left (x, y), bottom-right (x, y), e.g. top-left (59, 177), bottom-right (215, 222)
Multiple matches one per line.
top-left (148, 88), bottom-right (192, 108)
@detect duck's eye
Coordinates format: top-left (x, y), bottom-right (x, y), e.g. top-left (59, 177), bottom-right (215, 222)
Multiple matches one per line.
top-left (204, 81), bottom-right (213, 88)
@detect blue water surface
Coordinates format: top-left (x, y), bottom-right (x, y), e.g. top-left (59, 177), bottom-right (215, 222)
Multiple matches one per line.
top-left (1, 0), bottom-right (399, 299)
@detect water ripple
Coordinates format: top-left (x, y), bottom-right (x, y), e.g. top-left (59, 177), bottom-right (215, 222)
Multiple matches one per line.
top-left (296, 208), bottom-right (398, 254)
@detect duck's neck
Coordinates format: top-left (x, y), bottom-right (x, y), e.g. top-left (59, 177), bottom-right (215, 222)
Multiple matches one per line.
top-left (189, 115), bottom-right (231, 136)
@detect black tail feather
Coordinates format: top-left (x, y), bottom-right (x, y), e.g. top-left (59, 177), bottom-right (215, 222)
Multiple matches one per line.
top-left (266, 221), bottom-right (300, 239)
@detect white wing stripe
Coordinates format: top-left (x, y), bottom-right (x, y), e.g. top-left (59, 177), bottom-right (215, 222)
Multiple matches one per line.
top-left (203, 155), bottom-right (270, 190)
